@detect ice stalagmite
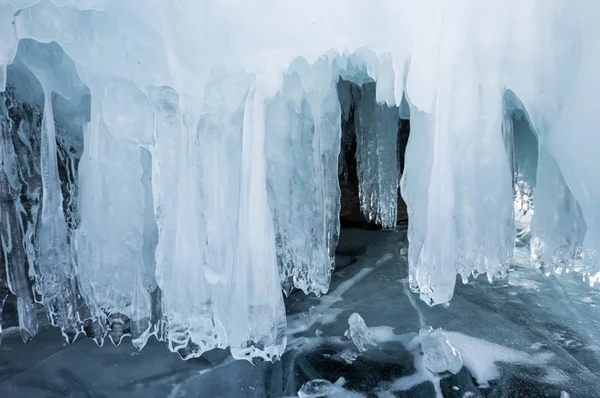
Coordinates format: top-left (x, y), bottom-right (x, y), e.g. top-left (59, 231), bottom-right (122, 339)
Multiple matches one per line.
top-left (353, 82), bottom-right (399, 229)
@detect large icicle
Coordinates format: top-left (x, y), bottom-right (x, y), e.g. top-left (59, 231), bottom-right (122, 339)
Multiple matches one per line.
top-left (265, 56), bottom-right (341, 296)
top-left (75, 91), bottom-right (152, 347)
top-left (149, 85), bottom-right (229, 359)
top-left (402, 4), bottom-right (515, 304)
top-left (0, 94), bottom-right (38, 342)
top-left (229, 85), bottom-right (286, 362)
top-left (353, 82), bottom-right (400, 229)
top-left (38, 90), bottom-right (80, 341)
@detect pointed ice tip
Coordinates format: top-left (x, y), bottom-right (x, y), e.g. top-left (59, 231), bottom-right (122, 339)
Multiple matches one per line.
top-left (93, 337), bottom-right (105, 347)
top-left (63, 329), bottom-right (77, 345)
top-left (131, 338), bottom-right (147, 351)
top-left (20, 329), bottom-right (33, 344)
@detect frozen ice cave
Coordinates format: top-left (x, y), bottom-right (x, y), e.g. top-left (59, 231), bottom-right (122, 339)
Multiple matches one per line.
top-left (0, 1), bottom-right (600, 397)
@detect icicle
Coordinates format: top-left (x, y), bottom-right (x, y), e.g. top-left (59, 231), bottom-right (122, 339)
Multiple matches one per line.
top-left (229, 86), bottom-right (286, 363)
top-left (0, 92), bottom-right (38, 342)
top-left (148, 85), bottom-right (227, 359)
top-left (38, 89), bottom-right (80, 342)
top-left (354, 82), bottom-right (400, 229)
top-left (265, 57), bottom-right (341, 297)
top-left (75, 92), bottom-right (150, 345)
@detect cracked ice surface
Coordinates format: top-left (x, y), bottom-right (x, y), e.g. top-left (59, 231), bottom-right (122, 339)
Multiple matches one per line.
top-left (0, 0), bottom-right (600, 360)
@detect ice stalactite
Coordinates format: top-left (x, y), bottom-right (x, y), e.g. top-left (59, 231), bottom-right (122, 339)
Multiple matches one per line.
top-left (149, 83), bottom-right (230, 359)
top-left (229, 85), bottom-right (286, 361)
top-left (401, 24), bottom-right (515, 303)
top-left (75, 97), bottom-right (152, 347)
top-left (265, 56), bottom-right (341, 297)
top-left (0, 91), bottom-right (38, 343)
top-left (38, 90), bottom-right (81, 341)
top-left (353, 82), bottom-right (400, 229)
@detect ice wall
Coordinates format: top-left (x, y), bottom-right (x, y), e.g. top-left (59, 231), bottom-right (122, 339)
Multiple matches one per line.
top-left (0, 0), bottom-right (599, 358)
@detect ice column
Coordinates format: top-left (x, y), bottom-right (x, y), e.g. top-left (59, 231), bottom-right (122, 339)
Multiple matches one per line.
top-left (353, 82), bottom-right (400, 229)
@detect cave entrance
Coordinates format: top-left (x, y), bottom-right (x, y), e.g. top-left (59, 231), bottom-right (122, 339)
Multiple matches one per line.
top-left (502, 93), bottom-right (539, 244)
top-left (336, 79), bottom-right (410, 230)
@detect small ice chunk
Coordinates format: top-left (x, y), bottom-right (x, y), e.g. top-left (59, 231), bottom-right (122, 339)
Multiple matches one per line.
top-left (561, 391), bottom-right (570, 398)
top-left (315, 329), bottom-right (323, 337)
top-left (301, 306), bottom-right (322, 326)
top-left (419, 326), bottom-right (463, 374)
top-left (340, 349), bottom-right (358, 364)
top-left (344, 313), bottom-right (376, 352)
top-left (298, 379), bottom-right (334, 398)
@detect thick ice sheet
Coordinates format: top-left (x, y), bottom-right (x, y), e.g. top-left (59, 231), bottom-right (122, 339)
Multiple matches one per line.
top-left (0, 229), bottom-right (598, 397)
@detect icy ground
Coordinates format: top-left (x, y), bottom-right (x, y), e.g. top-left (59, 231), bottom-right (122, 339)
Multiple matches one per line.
top-left (1, 227), bottom-right (599, 398)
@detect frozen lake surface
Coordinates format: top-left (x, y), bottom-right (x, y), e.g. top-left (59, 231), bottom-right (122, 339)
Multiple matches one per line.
top-left (1, 227), bottom-right (599, 397)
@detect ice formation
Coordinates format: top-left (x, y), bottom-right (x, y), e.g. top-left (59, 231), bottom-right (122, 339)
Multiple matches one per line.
top-left (419, 326), bottom-right (462, 374)
top-left (344, 312), bottom-right (376, 352)
top-left (1, 0), bottom-right (600, 360)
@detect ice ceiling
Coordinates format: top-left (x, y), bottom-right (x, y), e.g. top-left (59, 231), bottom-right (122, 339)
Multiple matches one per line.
top-left (0, 0), bottom-right (599, 361)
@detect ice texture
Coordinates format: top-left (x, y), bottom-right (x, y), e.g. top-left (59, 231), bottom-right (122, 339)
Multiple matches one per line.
top-left (0, 0), bottom-right (599, 359)
top-left (419, 326), bottom-right (463, 374)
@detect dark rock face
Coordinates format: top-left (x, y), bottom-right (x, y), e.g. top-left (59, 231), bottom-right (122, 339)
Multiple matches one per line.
top-left (338, 101), bottom-right (410, 229)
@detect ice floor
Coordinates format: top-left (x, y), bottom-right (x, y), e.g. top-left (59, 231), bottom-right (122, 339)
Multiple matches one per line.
top-left (0, 227), bottom-right (599, 398)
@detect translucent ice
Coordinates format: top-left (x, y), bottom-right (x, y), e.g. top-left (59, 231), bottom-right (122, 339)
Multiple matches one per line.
top-left (419, 326), bottom-right (463, 374)
top-left (297, 379), bottom-right (334, 398)
top-left (1, 0), bottom-right (600, 358)
top-left (352, 82), bottom-right (400, 229)
top-left (344, 312), bottom-right (376, 352)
